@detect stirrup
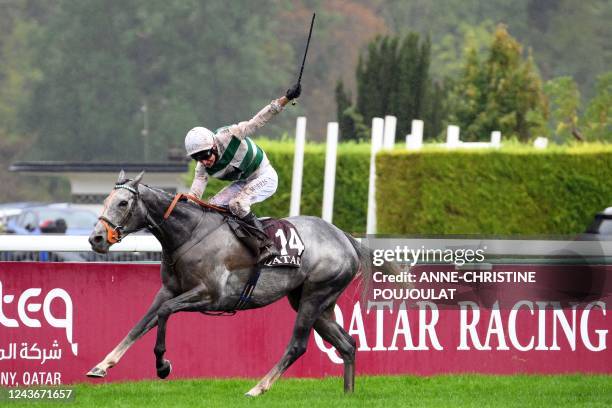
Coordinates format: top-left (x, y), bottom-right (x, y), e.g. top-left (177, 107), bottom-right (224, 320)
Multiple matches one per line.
top-left (257, 244), bottom-right (279, 264)
top-left (234, 212), bottom-right (277, 263)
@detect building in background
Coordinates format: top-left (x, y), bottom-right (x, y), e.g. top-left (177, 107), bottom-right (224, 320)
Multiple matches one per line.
top-left (10, 161), bottom-right (189, 213)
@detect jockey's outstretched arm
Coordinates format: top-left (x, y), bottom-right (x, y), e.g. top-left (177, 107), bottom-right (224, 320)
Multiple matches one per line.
top-left (222, 96), bottom-right (291, 140)
top-left (187, 83), bottom-right (301, 199)
top-left (188, 95), bottom-right (290, 198)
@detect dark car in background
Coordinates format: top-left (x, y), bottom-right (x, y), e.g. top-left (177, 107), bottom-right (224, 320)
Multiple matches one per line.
top-left (580, 207), bottom-right (612, 241)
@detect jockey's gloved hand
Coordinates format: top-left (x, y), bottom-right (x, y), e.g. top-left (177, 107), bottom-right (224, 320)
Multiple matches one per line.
top-left (286, 83), bottom-right (301, 100)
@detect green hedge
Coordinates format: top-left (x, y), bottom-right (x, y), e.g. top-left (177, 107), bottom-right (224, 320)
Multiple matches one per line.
top-left (188, 141), bottom-right (612, 235)
top-left (376, 145), bottom-right (612, 235)
top-left (188, 140), bottom-right (371, 233)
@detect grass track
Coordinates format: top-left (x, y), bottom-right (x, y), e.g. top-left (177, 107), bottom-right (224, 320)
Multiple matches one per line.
top-left (5, 375), bottom-right (612, 407)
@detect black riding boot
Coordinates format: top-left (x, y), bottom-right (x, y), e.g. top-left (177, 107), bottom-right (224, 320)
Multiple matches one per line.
top-left (241, 212), bottom-right (279, 264)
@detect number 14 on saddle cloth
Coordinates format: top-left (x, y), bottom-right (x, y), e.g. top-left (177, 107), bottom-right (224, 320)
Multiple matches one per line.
top-left (262, 219), bottom-right (304, 267)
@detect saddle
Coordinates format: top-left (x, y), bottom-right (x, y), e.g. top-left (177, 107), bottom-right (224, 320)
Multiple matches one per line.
top-left (164, 193), bottom-right (304, 268)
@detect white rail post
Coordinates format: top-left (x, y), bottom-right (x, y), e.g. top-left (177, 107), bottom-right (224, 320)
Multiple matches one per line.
top-left (406, 119), bottom-right (424, 150)
top-left (367, 117), bottom-right (384, 235)
top-left (446, 125), bottom-right (460, 148)
top-left (533, 136), bottom-right (548, 149)
top-left (290, 117), bottom-right (307, 216)
top-left (490, 131), bottom-right (501, 148)
top-left (322, 122), bottom-right (339, 223)
top-left (383, 115), bottom-right (397, 149)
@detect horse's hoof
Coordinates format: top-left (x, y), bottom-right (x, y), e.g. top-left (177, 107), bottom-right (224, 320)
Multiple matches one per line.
top-left (86, 367), bottom-right (106, 378)
top-left (245, 387), bottom-right (263, 397)
top-left (157, 360), bottom-right (172, 379)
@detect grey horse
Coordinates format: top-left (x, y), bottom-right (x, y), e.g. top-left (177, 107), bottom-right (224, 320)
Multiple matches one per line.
top-left (86, 170), bottom-right (378, 396)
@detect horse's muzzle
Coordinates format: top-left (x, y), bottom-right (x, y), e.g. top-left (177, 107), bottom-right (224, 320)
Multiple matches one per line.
top-left (89, 224), bottom-right (110, 254)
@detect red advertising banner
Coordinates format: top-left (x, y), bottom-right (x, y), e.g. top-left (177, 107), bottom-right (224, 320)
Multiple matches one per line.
top-left (0, 262), bottom-right (610, 387)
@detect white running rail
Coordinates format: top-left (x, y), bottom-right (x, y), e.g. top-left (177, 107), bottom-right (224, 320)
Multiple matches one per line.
top-left (0, 234), bottom-right (161, 252)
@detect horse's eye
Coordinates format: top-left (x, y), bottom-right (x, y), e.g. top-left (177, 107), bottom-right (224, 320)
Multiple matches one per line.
top-left (118, 200), bottom-right (129, 207)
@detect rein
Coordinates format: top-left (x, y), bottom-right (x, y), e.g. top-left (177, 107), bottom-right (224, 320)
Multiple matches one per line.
top-left (164, 193), bottom-right (229, 220)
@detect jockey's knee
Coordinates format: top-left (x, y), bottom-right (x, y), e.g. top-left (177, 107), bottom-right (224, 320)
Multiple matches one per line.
top-left (229, 197), bottom-right (250, 218)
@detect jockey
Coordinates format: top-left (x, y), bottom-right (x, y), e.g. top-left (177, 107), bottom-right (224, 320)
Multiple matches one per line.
top-left (185, 83), bottom-right (301, 263)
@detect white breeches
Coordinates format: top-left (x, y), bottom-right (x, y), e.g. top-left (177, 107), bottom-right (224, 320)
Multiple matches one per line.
top-left (209, 165), bottom-right (278, 218)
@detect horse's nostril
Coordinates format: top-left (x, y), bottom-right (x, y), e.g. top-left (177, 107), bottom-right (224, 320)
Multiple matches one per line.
top-left (92, 235), bottom-right (103, 244)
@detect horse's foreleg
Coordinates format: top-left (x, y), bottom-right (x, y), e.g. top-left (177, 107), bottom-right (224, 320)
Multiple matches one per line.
top-left (154, 284), bottom-right (211, 379)
top-left (313, 308), bottom-right (357, 393)
top-left (86, 286), bottom-right (173, 378)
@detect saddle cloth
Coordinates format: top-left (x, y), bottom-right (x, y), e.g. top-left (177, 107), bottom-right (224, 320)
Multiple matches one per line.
top-left (261, 219), bottom-right (305, 267)
top-left (226, 216), bottom-right (305, 268)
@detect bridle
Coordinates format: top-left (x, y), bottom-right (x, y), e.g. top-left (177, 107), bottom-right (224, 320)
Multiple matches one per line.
top-left (98, 183), bottom-right (229, 245)
top-left (98, 183), bottom-right (140, 244)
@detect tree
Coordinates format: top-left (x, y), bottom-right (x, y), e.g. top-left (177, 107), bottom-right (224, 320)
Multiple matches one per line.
top-left (21, 0), bottom-right (290, 161)
top-left (525, 0), bottom-right (611, 99)
top-left (425, 79), bottom-right (452, 140)
top-left (448, 25), bottom-right (547, 141)
top-left (0, 1), bottom-right (55, 138)
top-left (0, 1), bottom-right (65, 202)
top-left (395, 33), bottom-right (431, 138)
top-left (334, 80), bottom-right (353, 141)
top-left (335, 79), bottom-right (370, 142)
top-left (431, 21), bottom-right (495, 81)
top-left (356, 36), bottom-right (400, 126)
top-left (373, 0), bottom-right (609, 101)
top-left (582, 71), bottom-right (612, 142)
top-left (544, 77), bottom-right (581, 143)
top-left (339, 32), bottom-right (443, 140)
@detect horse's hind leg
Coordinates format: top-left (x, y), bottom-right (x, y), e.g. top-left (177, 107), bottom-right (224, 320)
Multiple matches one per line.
top-left (289, 293), bottom-right (357, 393)
top-left (314, 307), bottom-right (357, 393)
top-left (246, 284), bottom-right (344, 397)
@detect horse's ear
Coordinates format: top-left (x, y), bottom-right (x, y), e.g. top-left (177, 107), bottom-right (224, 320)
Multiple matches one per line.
top-left (131, 170), bottom-right (145, 187)
top-left (117, 169), bottom-right (126, 183)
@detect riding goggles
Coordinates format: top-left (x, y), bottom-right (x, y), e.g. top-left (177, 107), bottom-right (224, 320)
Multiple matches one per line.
top-left (191, 149), bottom-right (215, 161)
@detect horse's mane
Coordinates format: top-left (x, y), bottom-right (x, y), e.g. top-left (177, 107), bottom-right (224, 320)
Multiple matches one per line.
top-left (117, 178), bottom-right (225, 215)
top-left (141, 183), bottom-right (174, 199)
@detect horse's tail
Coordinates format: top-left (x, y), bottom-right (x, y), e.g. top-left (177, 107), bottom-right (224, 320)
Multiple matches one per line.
top-left (343, 232), bottom-right (409, 299)
top-left (342, 232), bottom-right (373, 283)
